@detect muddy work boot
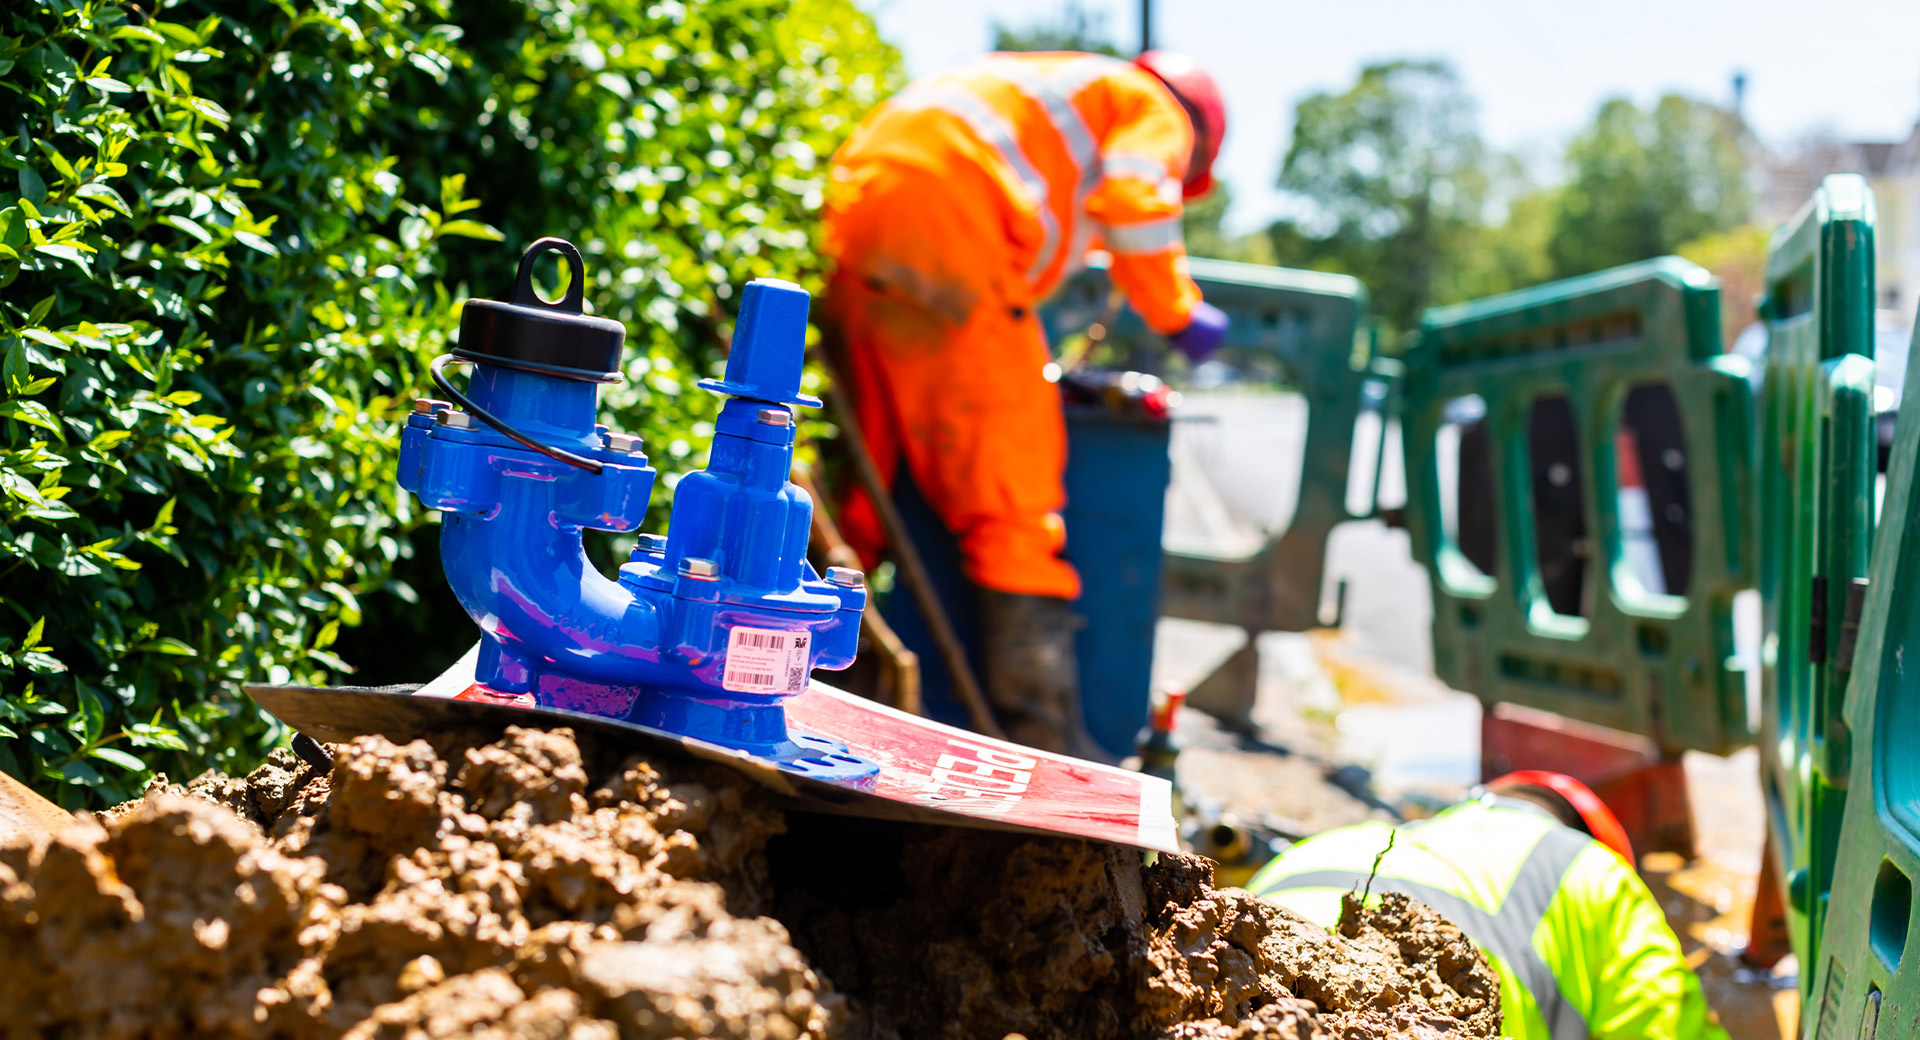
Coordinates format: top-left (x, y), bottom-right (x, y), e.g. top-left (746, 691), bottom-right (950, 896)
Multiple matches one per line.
top-left (977, 591), bottom-right (1114, 763)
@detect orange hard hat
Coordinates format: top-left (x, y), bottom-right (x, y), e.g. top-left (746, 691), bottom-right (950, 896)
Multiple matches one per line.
top-left (1134, 51), bottom-right (1225, 199)
top-left (1487, 770), bottom-right (1634, 865)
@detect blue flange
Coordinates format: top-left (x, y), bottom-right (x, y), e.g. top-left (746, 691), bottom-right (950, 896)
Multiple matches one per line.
top-left (399, 241), bottom-right (876, 783)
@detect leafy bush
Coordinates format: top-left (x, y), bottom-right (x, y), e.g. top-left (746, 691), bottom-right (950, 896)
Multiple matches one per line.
top-left (337, 0), bottom-right (900, 679)
top-left (0, 0), bottom-right (898, 806)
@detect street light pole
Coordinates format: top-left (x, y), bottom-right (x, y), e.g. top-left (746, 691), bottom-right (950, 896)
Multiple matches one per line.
top-left (1140, 0), bottom-right (1152, 53)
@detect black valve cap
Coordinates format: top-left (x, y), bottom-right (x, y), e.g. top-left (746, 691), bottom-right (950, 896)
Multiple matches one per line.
top-left (453, 238), bottom-right (626, 383)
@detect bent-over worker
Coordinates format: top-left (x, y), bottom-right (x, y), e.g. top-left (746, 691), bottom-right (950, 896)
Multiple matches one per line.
top-left (820, 50), bottom-right (1230, 757)
top-left (1248, 771), bottom-right (1728, 1040)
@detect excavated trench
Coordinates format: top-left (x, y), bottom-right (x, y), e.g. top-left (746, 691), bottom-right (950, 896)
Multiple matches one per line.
top-left (0, 725), bottom-right (1501, 1039)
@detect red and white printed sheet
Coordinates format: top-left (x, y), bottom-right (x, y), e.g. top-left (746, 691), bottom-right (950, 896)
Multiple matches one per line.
top-left (252, 647), bottom-right (1176, 853)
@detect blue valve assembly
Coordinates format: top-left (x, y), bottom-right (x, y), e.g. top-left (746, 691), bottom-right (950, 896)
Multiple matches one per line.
top-left (399, 238), bottom-right (876, 782)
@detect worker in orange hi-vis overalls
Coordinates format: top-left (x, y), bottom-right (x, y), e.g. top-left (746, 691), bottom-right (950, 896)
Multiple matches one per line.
top-left (820, 51), bottom-right (1230, 758)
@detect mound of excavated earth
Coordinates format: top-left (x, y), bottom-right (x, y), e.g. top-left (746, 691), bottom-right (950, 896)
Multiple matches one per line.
top-left (0, 725), bottom-right (1500, 1039)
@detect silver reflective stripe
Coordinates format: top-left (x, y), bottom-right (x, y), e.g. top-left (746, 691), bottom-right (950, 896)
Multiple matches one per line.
top-left (1253, 826), bottom-right (1593, 1040)
top-left (1101, 152), bottom-right (1176, 185)
top-left (983, 56), bottom-right (1115, 282)
top-left (1106, 214), bottom-right (1183, 255)
top-left (888, 85), bottom-right (1061, 281)
top-left (987, 57), bottom-right (1100, 176)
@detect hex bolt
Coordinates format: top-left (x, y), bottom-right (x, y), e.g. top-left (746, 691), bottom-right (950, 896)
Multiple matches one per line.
top-left (679, 557), bottom-right (720, 580)
top-left (824, 566), bottom-right (866, 588)
top-left (436, 409), bottom-right (476, 430)
top-left (635, 533), bottom-right (668, 555)
top-left (756, 408), bottom-right (793, 427)
top-left (603, 431), bottom-right (643, 454)
top-left (412, 398), bottom-right (452, 415)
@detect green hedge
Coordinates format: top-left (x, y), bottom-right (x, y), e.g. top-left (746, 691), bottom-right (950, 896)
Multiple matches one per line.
top-left (0, 0), bottom-right (898, 806)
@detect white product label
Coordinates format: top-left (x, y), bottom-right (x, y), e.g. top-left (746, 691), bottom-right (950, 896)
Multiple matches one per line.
top-left (722, 626), bottom-right (811, 694)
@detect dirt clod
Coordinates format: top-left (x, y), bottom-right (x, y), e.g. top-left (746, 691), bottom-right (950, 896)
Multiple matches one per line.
top-left (1, 725), bottom-right (1499, 1039)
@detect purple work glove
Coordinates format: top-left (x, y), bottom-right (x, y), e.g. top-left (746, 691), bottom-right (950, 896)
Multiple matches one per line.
top-left (1169, 301), bottom-right (1228, 362)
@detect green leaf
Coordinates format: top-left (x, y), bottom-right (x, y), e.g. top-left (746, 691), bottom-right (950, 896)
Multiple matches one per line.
top-left (157, 215), bottom-right (212, 244)
top-left (398, 215), bottom-right (431, 251)
top-left (18, 167), bottom-right (46, 206)
top-left (38, 146), bottom-right (78, 185)
top-left (128, 724), bottom-right (190, 752)
top-left (0, 401), bottom-right (63, 437)
top-left (0, 209), bottom-right (23, 252)
top-left (153, 21), bottom-right (201, 45)
top-left (110, 25), bottom-right (167, 44)
top-left (85, 78), bottom-right (134, 95)
top-left (21, 651), bottom-right (66, 674)
top-left (234, 231), bottom-right (279, 255)
top-left (75, 183), bottom-right (133, 217)
top-left (137, 638), bottom-right (198, 656)
top-left (23, 617), bottom-right (45, 649)
top-left (436, 219), bottom-right (505, 241)
top-left (32, 243), bottom-right (91, 273)
top-left (179, 96), bottom-right (231, 128)
top-left (91, 747), bottom-right (146, 772)
top-left (59, 760), bottom-right (104, 786)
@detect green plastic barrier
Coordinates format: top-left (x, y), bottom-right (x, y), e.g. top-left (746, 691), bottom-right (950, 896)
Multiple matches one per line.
top-left (1754, 174), bottom-right (1880, 1016)
top-left (1043, 257), bottom-right (1388, 722)
top-left (1403, 257), bottom-right (1755, 755)
top-left (1806, 318), bottom-right (1920, 1039)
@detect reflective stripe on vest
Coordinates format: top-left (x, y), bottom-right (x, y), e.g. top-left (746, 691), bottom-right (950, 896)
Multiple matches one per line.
top-left (1254, 825), bottom-right (1593, 1040)
top-left (1101, 152), bottom-right (1179, 193)
top-left (902, 55), bottom-right (1151, 288)
top-left (1106, 214), bottom-right (1183, 255)
top-left (887, 85), bottom-right (1062, 283)
top-left (981, 56), bottom-right (1106, 283)
top-left (983, 55), bottom-right (1128, 285)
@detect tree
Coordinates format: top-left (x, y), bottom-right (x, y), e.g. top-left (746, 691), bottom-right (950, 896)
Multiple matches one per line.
top-left (1678, 224), bottom-right (1771, 347)
top-left (1181, 183), bottom-right (1274, 264)
top-left (990, 1), bottom-right (1124, 56)
top-left (1264, 61), bottom-right (1495, 336)
top-left (1450, 186), bottom-right (1560, 303)
top-left (1549, 95), bottom-right (1753, 278)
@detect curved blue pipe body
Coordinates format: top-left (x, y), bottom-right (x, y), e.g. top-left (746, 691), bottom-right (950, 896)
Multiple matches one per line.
top-left (397, 277), bottom-right (869, 771)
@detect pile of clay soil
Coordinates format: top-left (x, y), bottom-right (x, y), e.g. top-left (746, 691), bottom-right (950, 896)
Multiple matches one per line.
top-left (0, 725), bottom-right (1501, 1039)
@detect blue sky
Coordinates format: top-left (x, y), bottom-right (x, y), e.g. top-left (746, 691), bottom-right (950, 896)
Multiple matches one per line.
top-left (869, 0), bottom-right (1920, 233)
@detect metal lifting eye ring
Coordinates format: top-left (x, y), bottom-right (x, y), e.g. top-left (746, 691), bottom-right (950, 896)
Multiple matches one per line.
top-left (428, 353), bottom-right (605, 474)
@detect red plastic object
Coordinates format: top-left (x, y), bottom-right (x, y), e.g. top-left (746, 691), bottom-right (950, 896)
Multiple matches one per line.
top-left (1150, 688), bottom-right (1187, 734)
top-left (1481, 701), bottom-right (1696, 862)
top-left (1488, 768), bottom-right (1635, 865)
top-left (1742, 822), bottom-right (1793, 968)
top-left (1140, 384), bottom-right (1175, 419)
top-left (1134, 51), bottom-right (1225, 198)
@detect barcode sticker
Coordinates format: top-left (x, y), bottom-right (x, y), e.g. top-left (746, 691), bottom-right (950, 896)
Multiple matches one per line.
top-left (722, 625), bottom-right (812, 694)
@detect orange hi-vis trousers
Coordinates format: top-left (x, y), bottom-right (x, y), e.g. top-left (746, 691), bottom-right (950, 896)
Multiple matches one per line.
top-left (826, 269), bottom-right (1078, 600)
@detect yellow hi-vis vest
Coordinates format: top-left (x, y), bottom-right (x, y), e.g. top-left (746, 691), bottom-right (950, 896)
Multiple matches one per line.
top-left (1246, 800), bottom-right (1728, 1040)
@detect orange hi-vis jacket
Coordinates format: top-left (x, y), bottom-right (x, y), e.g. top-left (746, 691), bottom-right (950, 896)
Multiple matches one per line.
top-left (823, 53), bottom-right (1206, 599)
top-left (826, 51), bottom-right (1205, 331)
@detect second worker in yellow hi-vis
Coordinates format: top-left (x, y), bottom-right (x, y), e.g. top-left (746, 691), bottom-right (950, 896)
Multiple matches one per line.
top-left (1248, 771), bottom-right (1729, 1040)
